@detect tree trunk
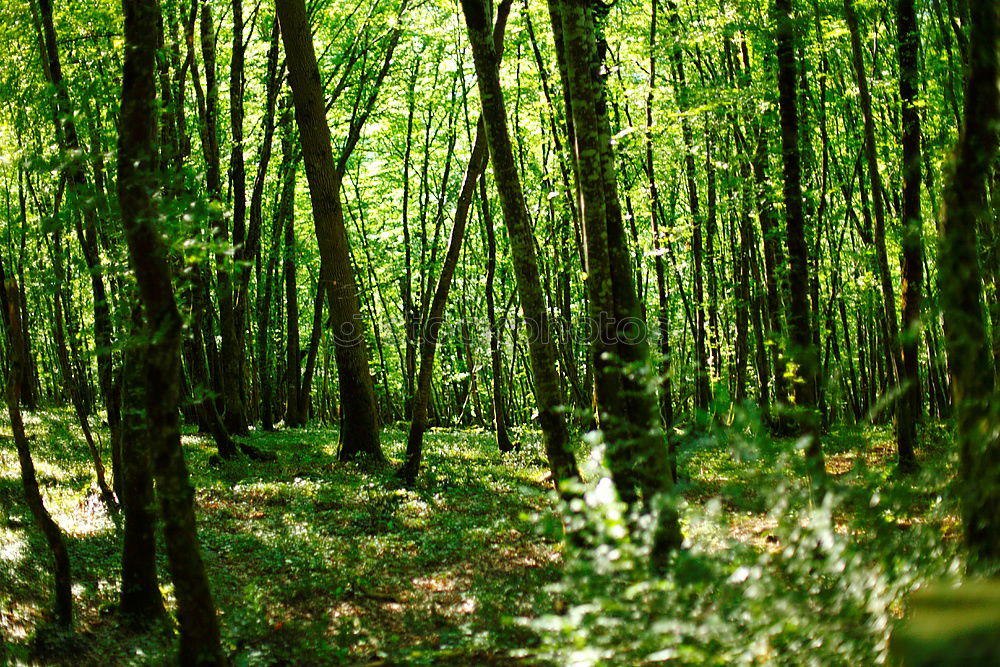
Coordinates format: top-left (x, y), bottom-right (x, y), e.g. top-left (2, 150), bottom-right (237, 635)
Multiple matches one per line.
top-left (897, 0), bottom-right (924, 472)
top-left (844, 0), bottom-right (914, 469)
top-left (284, 186), bottom-right (302, 427)
top-left (227, 0), bottom-right (250, 435)
top-left (938, 0), bottom-right (1000, 572)
top-left (644, 0), bottom-right (676, 445)
top-left (547, 0), bottom-right (681, 561)
top-left (399, 0), bottom-right (511, 483)
top-left (667, 2), bottom-right (710, 413)
top-left (774, 0), bottom-right (825, 488)
top-left (276, 0), bottom-right (384, 464)
top-left (118, 303), bottom-right (165, 627)
top-left (118, 0), bottom-right (225, 659)
top-left (199, 0), bottom-right (246, 435)
top-left (460, 0), bottom-right (579, 490)
top-left (481, 177), bottom-right (516, 453)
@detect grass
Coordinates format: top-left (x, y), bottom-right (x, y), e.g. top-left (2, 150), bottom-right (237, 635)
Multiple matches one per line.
top-left (1, 408), bottom-right (962, 665)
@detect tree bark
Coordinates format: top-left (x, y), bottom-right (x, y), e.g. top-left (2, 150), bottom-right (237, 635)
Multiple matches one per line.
top-left (460, 0), bottom-right (579, 490)
top-left (118, 0), bottom-right (225, 660)
top-left (938, 0), bottom-right (1000, 572)
top-left (276, 0), bottom-right (385, 464)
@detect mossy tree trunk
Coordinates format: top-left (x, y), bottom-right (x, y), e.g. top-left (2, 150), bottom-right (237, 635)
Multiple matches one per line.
top-left (118, 0), bottom-right (225, 660)
top-left (460, 0), bottom-right (579, 490)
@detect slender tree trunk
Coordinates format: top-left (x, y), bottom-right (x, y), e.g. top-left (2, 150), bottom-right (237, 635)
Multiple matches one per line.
top-left (47, 230), bottom-right (117, 509)
top-left (118, 0), bottom-right (225, 659)
top-left (844, 0), bottom-right (914, 469)
top-left (399, 0), bottom-right (511, 483)
top-left (667, 2), bottom-right (710, 413)
top-left (245, 21), bottom-right (283, 428)
top-left (401, 61), bottom-right (419, 417)
top-left (897, 0), bottom-right (924, 472)
top-left (227, 0), bottom-right (250, 435)
top-left (460, 0), bottom-right (579, 490)
top-left (774, 0), bottom-right (825, 489)
top-left (481, 177), bottom-right (516, 453)
top-left (645, 0), bottom-right (676, 447)
top-left (645, 0), bottom-right (677, 444)
top-left (199, 0), bottom-right (245, 435)
top-left (284, 189), bottom-right (302, 427)
top-left (4, 279), bottom-right (74, 628)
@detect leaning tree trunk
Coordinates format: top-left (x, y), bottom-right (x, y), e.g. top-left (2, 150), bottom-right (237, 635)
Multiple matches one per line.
top-left (118, 0), bottom-right (225, 661)
top-left (938, 0), bottom-right (1000, 573)
top-left (398, 0), bottom-right (513, 484)
top-left (4, 279), bottom-right (74, 628)
top-left (276, 0), bottom-right (384, 464)
top-left (460, 0), bottom-right (579, 490)
top-left (844, 0), bottom-right (915, 470)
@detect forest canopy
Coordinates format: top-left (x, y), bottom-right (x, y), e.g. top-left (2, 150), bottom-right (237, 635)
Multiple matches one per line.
top-left (1, 0), bottom-right (999, 664)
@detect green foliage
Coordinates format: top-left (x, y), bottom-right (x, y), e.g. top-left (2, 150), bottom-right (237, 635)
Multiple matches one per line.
top-left (526, 418), bottom-right (962, 665)
top-left (0, 411), bottom-right (563, 664)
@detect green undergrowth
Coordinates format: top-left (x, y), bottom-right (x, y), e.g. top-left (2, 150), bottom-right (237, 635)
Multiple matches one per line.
top-left (1, 408), bottom-right (962, 665)
top-left (1, 412), bottom-right (562, 665)
top-left (529, 415), bottom-right (963, 665)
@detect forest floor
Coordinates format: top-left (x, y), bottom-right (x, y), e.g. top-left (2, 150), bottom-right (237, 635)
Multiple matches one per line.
top-left (0, 409), bottom-right (959, 665)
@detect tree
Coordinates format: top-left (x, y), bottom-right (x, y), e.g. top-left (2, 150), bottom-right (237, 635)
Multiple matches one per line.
top-left (275, 0), bottom-right (402, 464)
top-left (896, 0), bottom-right (924, 473)
top-left (546, 0), bottom-right (681, 559)
top-left (460, 0), bottom-right (579, 490)
top-left (118, 0), bottom-right (225, 660)
top-left (938, 0), bottom-right (1000, 572)
top-left (774, 0), bottom-right (825, 488)
top-left (399, 0), bottom-right (514, 485)
top-left (844, 0), bottom-right (915, 471)
top-left (118, 302), bottom-right (165, 627)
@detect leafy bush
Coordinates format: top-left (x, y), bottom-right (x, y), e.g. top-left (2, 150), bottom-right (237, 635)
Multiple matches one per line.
top-left (524, 427), bottom-right (959, 666)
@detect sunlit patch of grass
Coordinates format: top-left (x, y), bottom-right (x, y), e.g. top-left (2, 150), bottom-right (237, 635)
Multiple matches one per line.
top-left (2, 404), bottom-right (962, 664)
top-left (5, 409), bottom-right (564, 663)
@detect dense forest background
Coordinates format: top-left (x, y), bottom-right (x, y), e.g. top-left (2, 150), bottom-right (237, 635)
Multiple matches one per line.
top-left (1, 0), bottom-right (999, 663)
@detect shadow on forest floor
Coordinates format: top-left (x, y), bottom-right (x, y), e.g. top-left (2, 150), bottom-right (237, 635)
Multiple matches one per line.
top-left (1, 409), bottom-right (961, 665)
top-left (1, 411), bottom-right (562, 665)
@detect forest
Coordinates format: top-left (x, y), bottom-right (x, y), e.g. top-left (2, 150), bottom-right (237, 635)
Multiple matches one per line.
top-left (1, 0), bottom-right (999, 663)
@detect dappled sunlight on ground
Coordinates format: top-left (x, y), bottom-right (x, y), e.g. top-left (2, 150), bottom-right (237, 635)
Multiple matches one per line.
top-left (1, 410), bottom-right (962, 664)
